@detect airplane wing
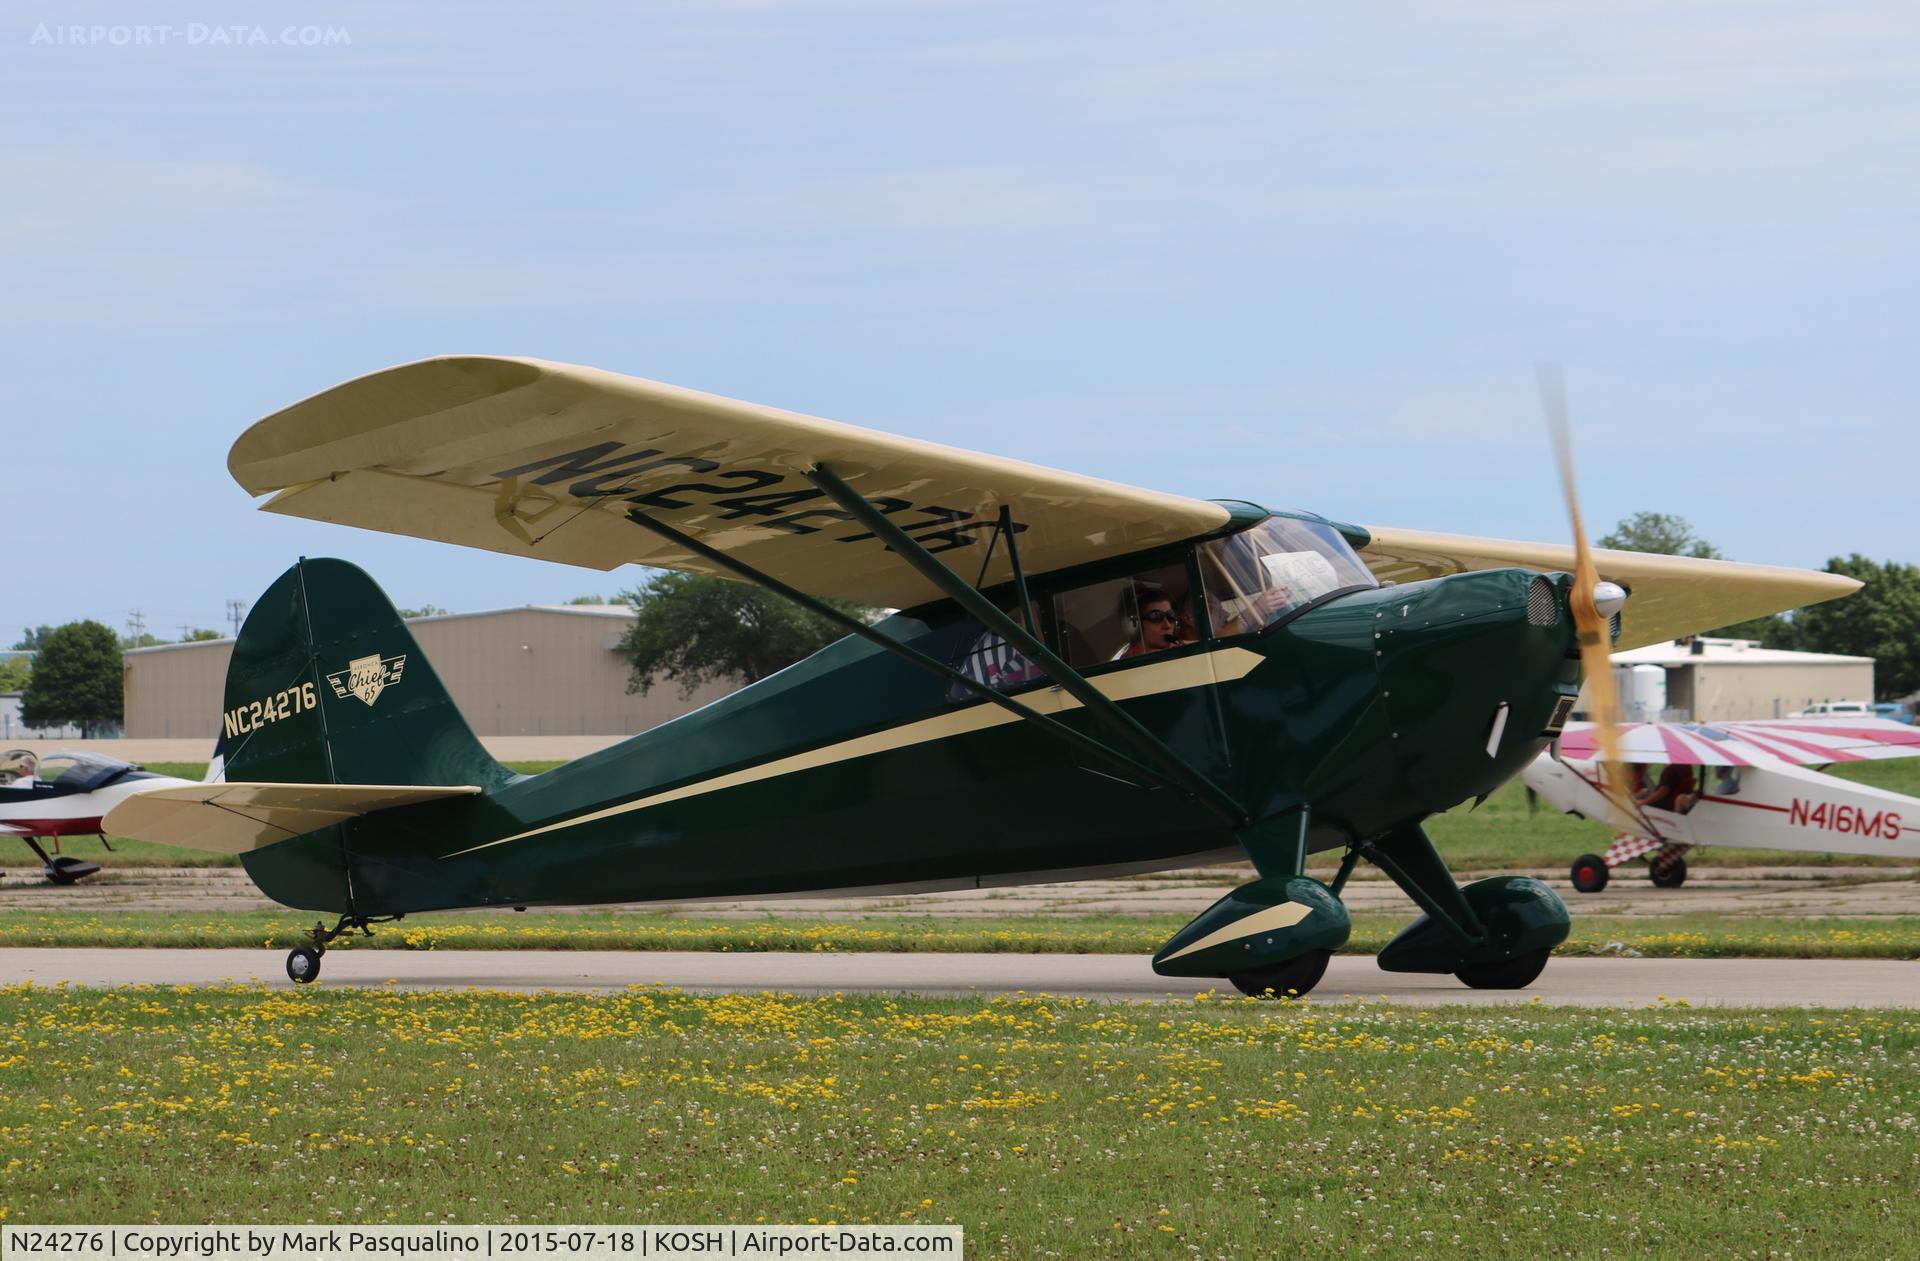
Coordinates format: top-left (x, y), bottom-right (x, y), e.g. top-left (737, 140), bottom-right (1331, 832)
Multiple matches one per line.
top-left (1714, 718), bottom-right (1920, 764)
top-left (1357, 528), bottom-right (1859, 652)
top-left (229, 356), bottom-right (1233, 609)
top-left (1556, 718), bottom-right (1920, 766)
top-left (103, 782), bottom-right (482, 854)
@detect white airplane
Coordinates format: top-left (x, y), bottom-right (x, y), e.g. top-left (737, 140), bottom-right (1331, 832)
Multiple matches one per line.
top-left (0, 746), bottom-right (216, 883)
top-left (1522, 718), bottom-right (1920, 891)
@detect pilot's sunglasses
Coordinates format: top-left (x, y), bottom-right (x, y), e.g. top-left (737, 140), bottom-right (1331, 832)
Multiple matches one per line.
top-left (1141, 609), bottom-right (1181, 624)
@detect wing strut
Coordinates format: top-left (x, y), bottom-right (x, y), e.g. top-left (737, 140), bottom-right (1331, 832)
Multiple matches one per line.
top-left (620, 507), bottom-right (1224, 815)
top-left (806, 464), bottom-right (1249, 825)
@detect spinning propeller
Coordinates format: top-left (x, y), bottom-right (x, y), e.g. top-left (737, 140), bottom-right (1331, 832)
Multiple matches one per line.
top-left (1539, 364), bottom-right (1627, 788)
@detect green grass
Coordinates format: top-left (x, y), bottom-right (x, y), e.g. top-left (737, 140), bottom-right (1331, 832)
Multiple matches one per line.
top-left (7, 909), bottom-right (1919, 958)
top-left (2, 985), bottom-right (1915, 1256)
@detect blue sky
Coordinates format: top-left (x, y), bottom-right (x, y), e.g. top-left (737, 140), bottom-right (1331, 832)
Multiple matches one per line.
top-left (4, 1), bottom-right (1916, 645)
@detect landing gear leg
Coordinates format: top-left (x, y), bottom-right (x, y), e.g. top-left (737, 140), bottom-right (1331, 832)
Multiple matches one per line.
top-left (284, 912), bottom-right (404, 985)
top-left (1366, 823), bottom-right (1570, 989)
top-left (24, 837), bottom-right (100, 884)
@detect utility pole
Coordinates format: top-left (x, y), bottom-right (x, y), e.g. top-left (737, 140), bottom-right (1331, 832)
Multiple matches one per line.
top-left (126, 610), bottom-right (146, 645)
top-left (226, 599), bottom-right (247, 638)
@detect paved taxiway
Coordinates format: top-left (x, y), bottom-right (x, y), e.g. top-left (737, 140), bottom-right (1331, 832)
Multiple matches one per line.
top-left (3, 948), bottom-right (1914, 1006)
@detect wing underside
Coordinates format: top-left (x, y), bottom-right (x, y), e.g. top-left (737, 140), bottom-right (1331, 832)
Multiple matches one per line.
top-left (230, 356), bottom-right (1232, 609)
top-left (1358, 527), bottom-right (1859, 652)
top-left (1557, 718), bottom-right (1920, 767)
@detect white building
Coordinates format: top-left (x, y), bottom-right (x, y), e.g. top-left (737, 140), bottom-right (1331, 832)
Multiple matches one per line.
top-left (1596, 637), bottom-right (1875, 722)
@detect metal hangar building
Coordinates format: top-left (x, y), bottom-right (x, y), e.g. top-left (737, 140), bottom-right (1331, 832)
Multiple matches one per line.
top-left (122, 604), bottom-right (733, 739)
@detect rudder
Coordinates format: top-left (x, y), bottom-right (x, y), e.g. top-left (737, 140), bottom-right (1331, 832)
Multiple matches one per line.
top-left (223, 557), bottom-right (512, 792)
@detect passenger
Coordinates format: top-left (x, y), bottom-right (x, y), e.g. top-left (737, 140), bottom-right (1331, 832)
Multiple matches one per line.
top-left (1113, 588), bottom-right (1188, 660)
top-left (957, 629), bottom-right (1043, 693)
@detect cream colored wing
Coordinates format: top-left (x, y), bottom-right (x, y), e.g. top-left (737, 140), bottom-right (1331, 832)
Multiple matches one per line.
top-left (1358, 527), bottom-right (1859, 651)
top-left (230, 356), bottom-right (1233, 609)
top-left (103, 782), bottom-right (481, 854)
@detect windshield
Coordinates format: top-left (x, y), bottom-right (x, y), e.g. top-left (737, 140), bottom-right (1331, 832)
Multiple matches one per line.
top-left (1196, 517), bottom-right (1377, 636)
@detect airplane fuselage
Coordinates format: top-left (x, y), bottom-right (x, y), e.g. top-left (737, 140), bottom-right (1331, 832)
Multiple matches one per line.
top-left (239, 530), bottom-right (1582, 915)
top-left (1525, 752), bottom-right (1920, 860)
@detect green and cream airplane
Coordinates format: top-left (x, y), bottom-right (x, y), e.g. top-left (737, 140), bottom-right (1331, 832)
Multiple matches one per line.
top-left (107, 357), bottom-right (1855, 991)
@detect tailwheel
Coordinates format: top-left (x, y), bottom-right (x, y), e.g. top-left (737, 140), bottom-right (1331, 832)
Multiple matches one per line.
top-left (1228, 948), bottom-right (1332, 999)
top-left (1569, 854), bottom-right (1609, 894)
top-left (1455, 947), bottom-right (1551, 990)
top-left (280, 911), bottom-right (405, 985)
top-left (286, 945), bottom-right (322, 984)
top-left (1649, 856), bottom-right (1688, 889)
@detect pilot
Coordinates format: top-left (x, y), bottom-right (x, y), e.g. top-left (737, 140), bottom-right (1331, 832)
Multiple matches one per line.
top-left (12, 751), bottom-right (36, 788)
top-left (1637, 762), bottom-right (1699, 815)
top-left (1113, 587), bottom-right (1188, 660)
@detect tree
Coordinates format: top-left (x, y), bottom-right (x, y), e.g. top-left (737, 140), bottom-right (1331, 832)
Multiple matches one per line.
top-left (182, 628), bottom-right (224, 642)
top-left (1786, 556), bottom-right (1920, 700)
top-left (0, 655), bottom-right (30, 694)
top-left (20, 621), bottom-right (122, 736)
top-left (1598, 511), bottom-right (1722, 560)
top-left (617, 572), bottom-right (873, 698)
top-left (11, 626), bottom-right (54, 651)
top-left (567, 594), bottom-right (608, 606)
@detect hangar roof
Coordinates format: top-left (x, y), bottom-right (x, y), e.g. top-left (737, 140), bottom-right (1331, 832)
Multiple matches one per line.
top-left (123, 602), bottom-right (636, 655)
top-left (1614, 637), bottom-right (1874, 667)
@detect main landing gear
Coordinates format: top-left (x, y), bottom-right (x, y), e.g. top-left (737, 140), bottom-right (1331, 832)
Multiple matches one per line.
top-left (1569, 838), bottom-right (1692, 894)
top-left (1151, 814), bottom-right (1571, 999)
top-left (20, 837), bottom-right (102, 884)
top-left (284, 911), bottom-right (404, 984)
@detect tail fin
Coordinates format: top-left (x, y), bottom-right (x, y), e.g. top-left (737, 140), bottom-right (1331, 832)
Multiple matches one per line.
top-left (222, 557), bottom-right (512, 791)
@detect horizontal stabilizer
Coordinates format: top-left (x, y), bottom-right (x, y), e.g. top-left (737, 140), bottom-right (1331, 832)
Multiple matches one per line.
top-left (104, 782), bottom-right (481, 854)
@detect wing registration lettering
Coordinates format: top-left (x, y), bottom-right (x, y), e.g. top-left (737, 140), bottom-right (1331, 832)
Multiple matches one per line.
top-left (231, 355), bottom-right (1236, 607)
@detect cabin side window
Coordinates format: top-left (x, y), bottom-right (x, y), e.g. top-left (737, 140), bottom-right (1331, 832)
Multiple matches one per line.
top-left (1052, 562), bottom-right (1196, 668)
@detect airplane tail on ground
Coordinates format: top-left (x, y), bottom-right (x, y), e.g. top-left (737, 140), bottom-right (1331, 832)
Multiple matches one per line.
top-left (220, 557), bottom-right (512, 792)
top-left (105, 559), bottom-right (505, 883)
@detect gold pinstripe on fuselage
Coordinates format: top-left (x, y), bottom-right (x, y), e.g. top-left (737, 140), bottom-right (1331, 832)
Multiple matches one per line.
top-left (445, 647), bottom-right (1265, 858)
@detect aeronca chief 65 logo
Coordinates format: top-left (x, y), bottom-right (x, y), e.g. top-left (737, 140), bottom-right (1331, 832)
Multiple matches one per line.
top-left (327, 653), bottom-right (407, 707)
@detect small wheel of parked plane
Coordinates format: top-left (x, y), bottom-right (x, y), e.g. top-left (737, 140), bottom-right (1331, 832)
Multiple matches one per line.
top-left (1569, 854), bottom-right (1609, 894)
top-left (1228, 949), bottom-right (1332, 999)
top-left (1649, 856), bottom-right (1688, 889)
top-left (44, 856), bottom-right (101, 884)
top-left (286, 946), bottom-right (323, 984)
top-left (1454, 947), bottom-right (1551, 990)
